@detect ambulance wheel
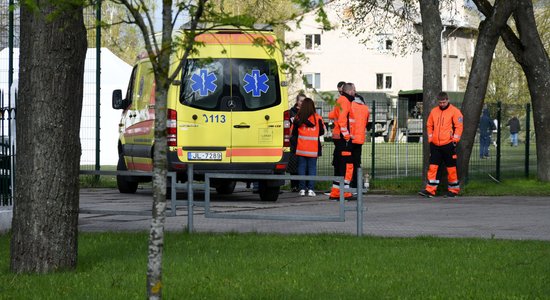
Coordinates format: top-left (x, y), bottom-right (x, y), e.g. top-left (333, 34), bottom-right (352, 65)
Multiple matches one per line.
top-left (259, 186), bottom-right (280, 202)
top-left (215, 180), bottom-right (236, 195)
top-left (117, 155), bottom-right (138, 194)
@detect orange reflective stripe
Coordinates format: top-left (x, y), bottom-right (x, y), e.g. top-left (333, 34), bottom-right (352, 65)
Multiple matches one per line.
top-left (427, 164), bottom-right (439, 182)
top-left (229, 148), bottom-right (282, 157)
top-left (129, 162), bottom-right (153, 171)
top-left (345, 163), bottom-right (354, 182)
top-left (195, 33), bottom-right (275, 45)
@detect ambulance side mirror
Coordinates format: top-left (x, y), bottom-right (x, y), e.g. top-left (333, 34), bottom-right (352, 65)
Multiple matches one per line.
top-left (112, 90), bottom-right (129, 110)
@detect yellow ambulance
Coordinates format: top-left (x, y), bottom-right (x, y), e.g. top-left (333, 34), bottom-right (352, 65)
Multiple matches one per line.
top-left (112, 27), bottom-right (290, 201)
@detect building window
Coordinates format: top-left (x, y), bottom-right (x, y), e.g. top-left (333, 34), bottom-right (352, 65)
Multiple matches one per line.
top-left (376, 73), bottom-right (392, 90)
top-left (385, 40), bottom-right (393, 50)
top-left (459, 58), bottom-right (466, 77)
top-left (304, 72), bottom-right (321, 89)
top-left (376, 34), bottom-right (393, 52)
top-left (305, 34), bottom-right (321, 51)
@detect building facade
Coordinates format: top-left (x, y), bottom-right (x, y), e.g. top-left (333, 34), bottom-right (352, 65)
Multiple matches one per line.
top-left (284, 0), bottom-right (478, 96)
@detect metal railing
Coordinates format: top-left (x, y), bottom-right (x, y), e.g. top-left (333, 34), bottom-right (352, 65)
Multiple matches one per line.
top-left (79, 166), bottom-right (367, 236)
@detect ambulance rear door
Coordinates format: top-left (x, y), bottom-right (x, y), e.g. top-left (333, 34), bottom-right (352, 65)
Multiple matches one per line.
top-left (229, 58), bottom-right (283, 163)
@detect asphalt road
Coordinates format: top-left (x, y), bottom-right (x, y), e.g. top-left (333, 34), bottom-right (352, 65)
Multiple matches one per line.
top-left (78, 185), bottom-right (550, 241)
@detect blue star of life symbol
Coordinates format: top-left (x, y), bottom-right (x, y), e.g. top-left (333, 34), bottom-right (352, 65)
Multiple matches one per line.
top-left (190, 69), bottom-right (217, 96)
top-left (243, 69), bottom-right (269, 97)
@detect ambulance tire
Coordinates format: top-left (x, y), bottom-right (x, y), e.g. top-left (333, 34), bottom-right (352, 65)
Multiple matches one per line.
top-left (259, 185), bottom-right (280, 202)
top-left (117, 155), bottom-right (138, 194)
top-left (215, 180), bottom-right (236, 195)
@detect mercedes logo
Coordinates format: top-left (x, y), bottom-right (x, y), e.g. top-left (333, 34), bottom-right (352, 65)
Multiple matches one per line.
top-left (227, 99), bottom-right (236, 108)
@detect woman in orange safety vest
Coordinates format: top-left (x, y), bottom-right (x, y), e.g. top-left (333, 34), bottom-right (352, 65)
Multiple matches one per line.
top-left (290, 98), bottom-right (325, 197)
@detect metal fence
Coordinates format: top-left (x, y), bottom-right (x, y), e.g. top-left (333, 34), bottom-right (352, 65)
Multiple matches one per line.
top-left (1, 0), bottom-right (18, 206)
top-left (0, 90), bottom-right (15, 205)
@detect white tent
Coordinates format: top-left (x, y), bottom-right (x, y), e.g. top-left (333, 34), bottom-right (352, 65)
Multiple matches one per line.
top-left (0, 48), bottom-right (132, 166)
top-left (81, 48), bottom-right (132, 166)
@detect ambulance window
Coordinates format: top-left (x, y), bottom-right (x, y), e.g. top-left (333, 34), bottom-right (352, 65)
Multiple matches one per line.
top-left (235, 59), bottom-right (280, 110)
top-left (180, 59), bottom-right (225, 109)
top-left (126, 66), bottom-right (138, 104)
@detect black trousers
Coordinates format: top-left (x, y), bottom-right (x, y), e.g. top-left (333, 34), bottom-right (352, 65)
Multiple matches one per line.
top-left (350, 143), bottom-right (362, 188)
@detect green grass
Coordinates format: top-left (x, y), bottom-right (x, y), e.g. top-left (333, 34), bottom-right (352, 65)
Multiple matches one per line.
top-left (0, 233), bottom-right (549, 299)
top-left (461, 178), bottom-right (550, 196)
top-left (79, 175), bottom-right (118, 188)
top-left (370, 176), bottom-right (550, 196)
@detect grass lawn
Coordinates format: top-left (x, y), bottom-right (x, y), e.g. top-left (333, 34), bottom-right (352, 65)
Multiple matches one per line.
top-left (1, 233), bottom-right (549, 299)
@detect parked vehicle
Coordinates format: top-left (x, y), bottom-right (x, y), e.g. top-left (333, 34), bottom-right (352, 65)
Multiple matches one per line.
top-left (112, 26), bottom-right (290, 201)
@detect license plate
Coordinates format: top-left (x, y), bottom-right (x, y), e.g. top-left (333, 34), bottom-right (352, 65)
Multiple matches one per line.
top-left (187, 152), bottom-right (222, 161)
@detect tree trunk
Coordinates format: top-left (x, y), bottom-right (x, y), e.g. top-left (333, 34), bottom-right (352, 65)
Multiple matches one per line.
top-left (146, 0), bottom-right (174, 298)
top-left (11, 3), bottom-right (87, 272)
top-left (499, 0), bottom-right (550, 181)
top-left (147, 82), bottom-right (169, 300)
top-left (419, 0), bottom-right (442, 183)
top-left (457, 0), bottom-right (517, 183)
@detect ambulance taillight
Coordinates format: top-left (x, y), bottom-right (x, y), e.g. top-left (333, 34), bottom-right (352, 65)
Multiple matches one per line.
top-left (283, 110), bottom-right (291, 147)
top-left (167, 109), bottom-right (177, 147)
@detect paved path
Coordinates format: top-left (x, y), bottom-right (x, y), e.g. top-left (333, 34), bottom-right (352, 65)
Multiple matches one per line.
top-left (78, 186), bottom-right (550, 241)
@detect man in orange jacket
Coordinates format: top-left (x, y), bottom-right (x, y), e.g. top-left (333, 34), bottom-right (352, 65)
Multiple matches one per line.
top-left (419, 92), bottom-right (463, 198)
top-left (328, 83), bottom-right (356, 199)
top-left (349, 91), bottom-right (370, 190)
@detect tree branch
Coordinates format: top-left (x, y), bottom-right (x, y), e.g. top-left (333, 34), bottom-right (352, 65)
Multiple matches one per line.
top-left (167, 0), bottom-right (207, 83)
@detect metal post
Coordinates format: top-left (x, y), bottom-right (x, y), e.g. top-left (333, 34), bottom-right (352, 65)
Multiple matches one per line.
top-left (371, 101), bottom-right (375, 182)
top-left (525, 103), bottom-right (530, 178)
top-left (496, 101), bottom-right (501, 181)
top-left (356, 168), bottom-right (364, 236)
top-left (187, 164), bottom-right (194, 233)
top-left (95, 0), bottom-right (102, 180)
top-left (395, 99), bottom-right (399, 176)
top-left (170, 173), bottom-right (176, 216)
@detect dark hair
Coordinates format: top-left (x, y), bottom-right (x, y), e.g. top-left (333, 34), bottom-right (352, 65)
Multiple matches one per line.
top-left (296, 98), bottom-right (316, 123)
top-left (343, 83), bottom-right (354, 93)
top-left (437, 92), bottom-right (449, 101)
top-left (337, 81), bottom-right (346, 89)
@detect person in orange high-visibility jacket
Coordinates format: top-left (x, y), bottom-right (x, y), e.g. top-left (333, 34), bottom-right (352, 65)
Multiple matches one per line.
top-left (349, 94), bottom-right (370, 189)
top-left (290, 98), bottom-right (325, 196)
top-left (328, 83), bottom-right (356, 199)
top-left (419, 92), bottom-right (464, 198)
